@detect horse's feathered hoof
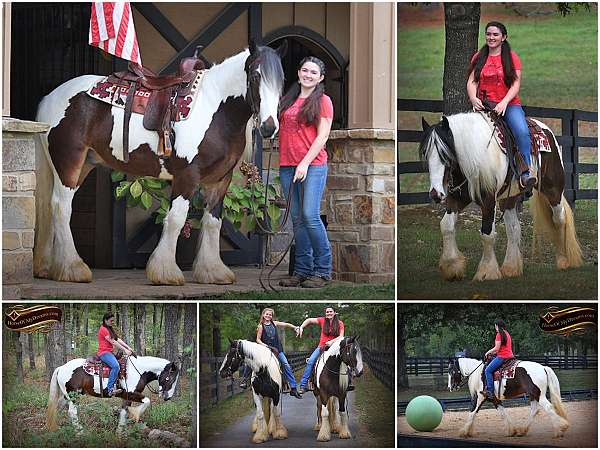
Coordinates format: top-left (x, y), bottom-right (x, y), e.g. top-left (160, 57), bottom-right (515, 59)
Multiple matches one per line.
top-left (556, 256), bottom-right (569, 270)
top-left (500, 261), bottom-right (523, 278)
top-left (473, 264), bottom-right (502, 282)
top-left (193, 265), bottom-right (235, 285)
top-left (439, 255), bottom-right (467, 281)
top-left (50, 259), bottom-right (92, 283)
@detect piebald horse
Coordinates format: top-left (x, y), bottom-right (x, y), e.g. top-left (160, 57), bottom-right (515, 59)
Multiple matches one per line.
top-left (420, 113), bottom-right (583, 282)
top-left (312, 336), bottom-right (363, 441)
top-left (448, 357), bottom-right (569, 438)
top-left (219, 339), bottom-right (287, 444)
top-left (47, 356), bottom-right (179, 432)
top-left (34, 41), bottom-right (285, 285)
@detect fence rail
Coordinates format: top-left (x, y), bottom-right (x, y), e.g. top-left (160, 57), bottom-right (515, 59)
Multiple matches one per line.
top-left (199, 351), bottom-right (309, 411)
top-left (362, 348), bottom-right (395, 391)
top-left (398, 98), bottom-right (598, 205)
top-left (398, 388), bottom-right (598, 414)
top-left (404, 355), bottom-right (598, 376)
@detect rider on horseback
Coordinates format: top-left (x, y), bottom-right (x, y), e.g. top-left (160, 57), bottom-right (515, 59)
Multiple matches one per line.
top-left (297, 306), bottom-right (355, 394)
top-left (482, 319), bottom-right (514, 401)
top-left (467, 21), bottom-right (537, 193)
top-left (239, 308), bottom-right (302, 399)
top-left (97, 313), bottom-right (134, 397)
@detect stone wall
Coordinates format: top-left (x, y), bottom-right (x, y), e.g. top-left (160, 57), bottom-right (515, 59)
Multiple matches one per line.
top-left (325, 129), bottom-right (395, 282)
top-left (2, 118), bottom-right (48, 299)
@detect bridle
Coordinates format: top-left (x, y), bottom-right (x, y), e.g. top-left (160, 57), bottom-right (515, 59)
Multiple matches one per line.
top-left (450, 358), bottom-right (483, 391)
top-left (322, 340), bottom-right (358, 376)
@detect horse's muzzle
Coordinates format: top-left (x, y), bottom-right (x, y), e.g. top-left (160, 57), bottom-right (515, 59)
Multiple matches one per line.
top-left (429, 188), bottom-right (445, 204)
top-left (259, 117), bottom-right (277, 138)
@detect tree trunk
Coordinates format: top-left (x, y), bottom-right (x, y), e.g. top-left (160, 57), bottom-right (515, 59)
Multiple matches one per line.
top-left (45, 308), bottom-right (64, 380)
top-left (212, 309), bottom-right (221, 356)
top-left (398, 313), bottom-right (409, 389)
top-left (182, 304), bottom-right (196, 376)
top-left (28, 333), bottom-right (36, 369)
top-left (164, 304), bottom-right (181, 363)
top-left (159, 305), bottom-right (165, 357)
top-left (120, 304), bottom-right (130, 344)
top-left (134, 304), bottom-right (146, 356)
top-left (190, 319), bottom-right (197, 448)
top-left (62, 305), bottom-right (70, 361)
top-left (82, 303), bottom-right (89, 356)
top-left (153, 304), bottom-right (158, 355)
top-left (15, 332), bottom-right (24, 383)
top-left (443, 3), bottom-right (481, 114)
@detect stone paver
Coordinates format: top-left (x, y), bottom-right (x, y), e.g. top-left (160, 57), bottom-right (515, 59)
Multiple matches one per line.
top-left (24, 267), bottom-right (294, 300)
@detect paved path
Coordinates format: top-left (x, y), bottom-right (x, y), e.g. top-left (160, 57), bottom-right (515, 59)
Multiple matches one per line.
top-left (24, 267), bottom-right (292, 299)
top-left (202, 390), bottom-right (365, 448)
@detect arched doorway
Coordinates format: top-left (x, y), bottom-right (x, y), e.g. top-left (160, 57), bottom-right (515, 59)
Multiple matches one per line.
top-left (264, 26), bottom-right (347, 129)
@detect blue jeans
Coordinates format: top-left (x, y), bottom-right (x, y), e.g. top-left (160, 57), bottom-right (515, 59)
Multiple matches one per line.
top-left (278, 352), bottom-right (297, 389)
top-left (99, 352), bottom-right (120, 392)
top-left (300, 347), bottom-right (322, 387)
top-left (279, 165), bottom-right (332, 279)
top-left (504, 105), bottom-right (532, 173)
top-left (485, 356), bottom-right (506, 395)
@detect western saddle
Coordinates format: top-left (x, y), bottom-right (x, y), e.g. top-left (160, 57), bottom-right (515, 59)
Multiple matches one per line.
top-left (83, 354), bottom-right (128, 396)
top-left (106, 48), bottom-right (206, 161)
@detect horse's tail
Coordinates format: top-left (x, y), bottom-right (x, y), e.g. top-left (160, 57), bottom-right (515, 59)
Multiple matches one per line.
top-left (531, 190), bottom-right (583, 268)
top-left (32, 127), bottom-right (56, 278)
top-left (46, 367), bottom-right (62, 431)
top-left (544, 366), bottom-right (568, 421)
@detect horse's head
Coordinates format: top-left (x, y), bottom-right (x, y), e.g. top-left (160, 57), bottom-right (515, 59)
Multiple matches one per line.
top-left (447, 357), bottom-right (463, 392)
top-left (219, 339), bottom-right (244, 378)
top-left (340, 336), bottom-right (364, 377)
top-left (245, 40), bottom-right (286, 139)
top-left (158, 361), bottom-right (180, 400)
top-left (420, 116), bottom-right (456, 204)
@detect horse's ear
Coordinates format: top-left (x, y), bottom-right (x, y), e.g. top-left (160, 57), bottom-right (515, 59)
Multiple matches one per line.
top-left (441, 116), bottom-right (450, 130)
top-left (421, 117), bottom-right (430, 131)
top-left (274, 40), bottom-right (288, 58)
top-left (249, 39), bottom-right (258, 55)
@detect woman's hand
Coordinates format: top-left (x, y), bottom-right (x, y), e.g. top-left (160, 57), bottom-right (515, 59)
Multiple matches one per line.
top-left (493, 100), bottom-right (508, 116)
top-left (293, 161), bottom-right (309, 183)
top-left (470, 96), bottom-right (484, 111)
top-left (297, 326), bottom-right (303, 337)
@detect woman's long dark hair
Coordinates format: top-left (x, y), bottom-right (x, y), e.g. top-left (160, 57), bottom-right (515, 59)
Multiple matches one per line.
top-left (279, 56), bottom-right (326, 126)
top-left (323, 307), bottom-right (340, 337)
top-left (467, 21), bottom-right (517, 89)
top-left (495, 319), bottom-right (508, 346)
top-left (101, 312), bottom-right (119, 341)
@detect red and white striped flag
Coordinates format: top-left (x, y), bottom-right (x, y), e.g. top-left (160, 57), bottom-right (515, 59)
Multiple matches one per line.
top-left (89, 2), bottom-right (142, 66)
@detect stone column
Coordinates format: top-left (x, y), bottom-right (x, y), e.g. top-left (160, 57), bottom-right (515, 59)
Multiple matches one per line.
top-left (3, 118), bottom-right (49, 299)
top-left (325, 130), bottom-right (395, 282)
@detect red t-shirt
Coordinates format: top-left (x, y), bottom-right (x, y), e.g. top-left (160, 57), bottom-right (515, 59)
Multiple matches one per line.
top-left (471, 50), bottom-right (522, 105)
top-left (279, 94), bottom-right (334, 166)
top-left (317, 316), bottom-right (345, 347)
top-left (496, 331), bottom-right (514, 358)
top-left (97, 325), bottom-right (113, 356)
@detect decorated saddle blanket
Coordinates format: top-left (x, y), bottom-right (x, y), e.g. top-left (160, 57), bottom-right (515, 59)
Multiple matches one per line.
top-left (83, 355), bottom-right (127, 379)
top-left (85, 70), bottom-right (205, 122)
top-left (492, 358), bottom-right (521, 382)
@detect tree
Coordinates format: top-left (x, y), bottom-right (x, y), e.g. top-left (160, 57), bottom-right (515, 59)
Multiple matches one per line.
top-left (120, 304), bottom-right (130, 344)
top-left (182, 304), bottom-right (196, 376)
top-left (28, 333), bottom-right (36, 369)
top-left (442, 3), bottom-right (480, 114)
top-left (164, 304), bottom-right (181, 363)
top-left (44, 306), bottom-right (64, 380)
top-left (15, 332), bottom-right (24, 383)
top-left (153, 304), bottom-right (159, 355)
top-left (82, 303), bottom-right (89, 356)
top-left (134, 304), bottom-right (146, 356)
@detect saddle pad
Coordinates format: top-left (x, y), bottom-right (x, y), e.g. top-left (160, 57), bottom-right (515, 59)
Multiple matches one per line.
top-left (526, 119), bottom-right (552, 154)
top-left (492, 359), bottom-right (521, 381)
top-left (86, 70), bottom-right (205, 122)
top-left (82, 356), bottom-right (127, 378)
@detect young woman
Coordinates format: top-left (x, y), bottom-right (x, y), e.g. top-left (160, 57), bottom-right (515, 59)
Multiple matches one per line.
top-left (483, 319), bottom-right (514, 399)
top-left (240, 308), bottom-right (302, 399)
top-left (97, 312), bottom-right (134, 396)
top-left (278, 56), bottom-right (334, 288)
top-left (297, 306), bottom-right (353, 394)
top-left (467, 21), bottom-right (536, 191)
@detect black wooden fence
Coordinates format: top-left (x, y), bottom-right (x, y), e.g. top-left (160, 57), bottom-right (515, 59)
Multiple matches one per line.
top-left (199, 351), bottom-right (309, 411)
top-left (406, 355), bottom-right (598, 376)
top-left (362, 348), bottom-right (395, 391)
top-left (398, 98), bottom-right (598, 205)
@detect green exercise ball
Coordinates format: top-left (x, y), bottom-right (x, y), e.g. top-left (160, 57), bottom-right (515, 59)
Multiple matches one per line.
top-left (405, 395), bottom-right (443, 432)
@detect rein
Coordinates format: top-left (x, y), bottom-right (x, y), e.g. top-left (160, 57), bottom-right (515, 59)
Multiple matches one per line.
top-left (455, 360), bottom-right (484, 390)
top-left (128, 356), bottom-right (160, 395)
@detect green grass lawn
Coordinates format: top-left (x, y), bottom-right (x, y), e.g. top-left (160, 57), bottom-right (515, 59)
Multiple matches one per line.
top-left (196, 283), bottom-right (394, 300)
top-left (398, 200), bottom-right (597, 300)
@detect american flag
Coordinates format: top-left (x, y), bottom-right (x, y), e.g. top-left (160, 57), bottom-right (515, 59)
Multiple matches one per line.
top-left (89, 2), bottom-right (142, 66)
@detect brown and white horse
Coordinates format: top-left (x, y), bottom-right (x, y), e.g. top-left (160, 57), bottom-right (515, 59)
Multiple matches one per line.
top-left (47, 356), bottom-right (179, 432)
top-left (34, 41), bottom-right (285, 285)
top-left (448, 357), bottom-right (569, 438)
top-left (420, 113), bottom-right (583, 282)
top-left (312, 336), bottom-right (363, 441)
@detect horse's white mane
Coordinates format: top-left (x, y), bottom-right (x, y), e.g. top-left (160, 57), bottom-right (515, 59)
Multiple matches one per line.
top-left (240, 340), bottom-right (282, 386)
top-left (130, 355), bottom-right (170, 373)
top-left (323, 336), bottom-right (344, 357)
top-left (458, 357), bottom-right (483, 375)
top-left (446, 112), bottom-right (507, 202)
top-left (203, 49), bottom-right (250, 100)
